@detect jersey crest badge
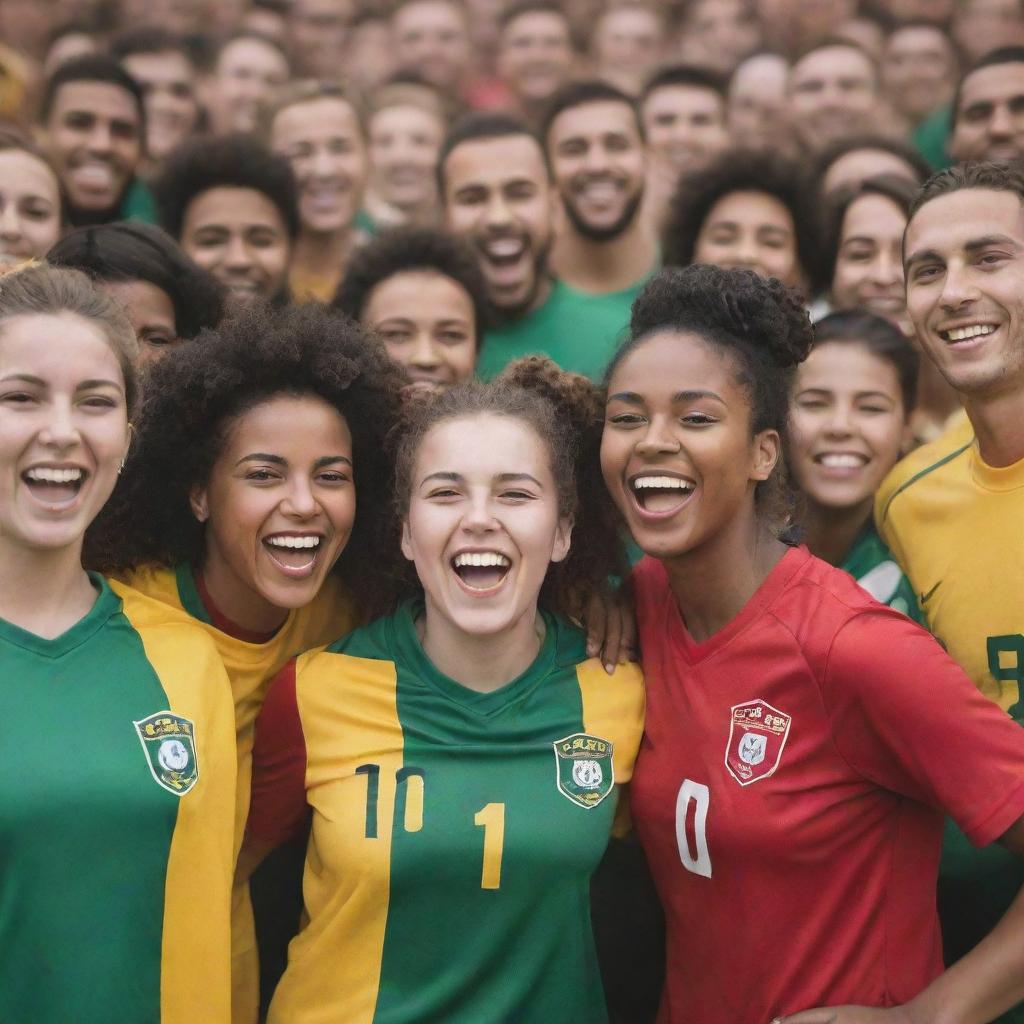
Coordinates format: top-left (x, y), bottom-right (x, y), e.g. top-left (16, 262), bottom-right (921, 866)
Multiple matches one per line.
top-left (725, 699), bottom-right (791, 787)
top-left (133, 712), bottom-right (199, 796)
top-left (553, 733), bottom-right (615, 809)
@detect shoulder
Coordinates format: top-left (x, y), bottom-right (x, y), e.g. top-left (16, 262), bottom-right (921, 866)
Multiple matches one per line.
top-left (289, 573), bottom-right (360, 650)
top-left (116, 564), bottom-right (180, 607)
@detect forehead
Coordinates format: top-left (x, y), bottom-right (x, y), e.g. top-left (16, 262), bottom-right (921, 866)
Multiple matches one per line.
top-left (366, 270), bottom-right (473, 317)
top-left (609, 329), bottom-right (744, 396)
top-left (599, 7), bottom-right (660, 34)
top-left (445, 134), bottom-right (548, 187)
top-left (505, 10), bottom-right (569, 39)
top-left (219, 38), bottom-right (287, 71)
top-left (226, 392), bottom-right (351, 448)
top-left (371, 104), bottom-right (444, 136)
top-left (185, 186), bottom-right (286, 229)
top-left (272, 97), bottom-right (362, 143)
top-left (797, 341), bottom-right (901, 391)
top-left (51, 80), bottom-right (140, 121)
top-left (825, 149), bottom-right (918, 192)
top-left (731, 55), bottom-right (788, 95)
top-left (394, 0), bottom-right (466, 30)
top-left (416, 412), bottom-right (551, 473)
top-left (549, 100), bottom-right (641, 141)
top-left (842, 192), bottom-right (907, 234)
top-left (644, 84), bottom-right (723, 115)
top-left (0, 149), bottom-right (60, 196)
top-left (906, 188), bottom-right (1024, 255)
top-left (0, 311), bottom-right (122, 380)
top-left (958, 63), bottom-right (1024, 111)
top-left (792, 45), bottom-right (873, 81)
top-left (123, 49), bottom-right (193, 79)
top-left (888, 25), bottom-right (949, 54)
top-left (706, 189), bottom-right (793, 226)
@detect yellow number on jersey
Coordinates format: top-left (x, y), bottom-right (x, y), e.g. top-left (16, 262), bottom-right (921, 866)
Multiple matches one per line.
top-left (474, 803), bottom-right (505, 890)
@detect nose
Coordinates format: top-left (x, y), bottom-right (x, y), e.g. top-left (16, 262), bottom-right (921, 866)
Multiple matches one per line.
top-left (871, 250), bottom-right (902, 287)
top-left (0, 202), bottom-right (22, 240)
top-left (409, 332), bottom-right (441, 370)
top-left (583, 143), bottom-right (610, 174)
top-left (939, 261), bottom-right (980, 311)
top-left (39, 397), bottom-right (80, 450)
top-left (282, 475), bottom-right (318, 518)
top-left (224, 233), bottom-right (253, 270)
top-left (987, 103), bottom-right (1014, 140)
top-left (86, 120), bottom-right (113, 154)
top-left (484, 190), bottom-right (513, 229)
top-left (461, 490), bottom-right (499, 533)
top-left (309, 145), bottom-right (337, 179)
top-left (634, 414), bottom-right (682, 456)
top-left (822, 402), bottom-right (855, 437)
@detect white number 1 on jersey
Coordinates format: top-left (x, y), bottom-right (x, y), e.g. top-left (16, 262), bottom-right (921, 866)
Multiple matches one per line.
top-left (675, 779), bottom-right (712, 878)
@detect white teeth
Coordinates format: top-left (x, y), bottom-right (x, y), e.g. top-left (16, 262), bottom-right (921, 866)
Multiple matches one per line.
top-left (452, 552), bottom-right (511, 568)
top-left (265, 535), bottom-right (321, 549)
top-left (819, 454), bottom-right (865, 468)
top-left (632, 476), bottom-right (693, 491)
top-left (484, 239), bottom-right (525, 259)
top-left (26, 467), bottom-right (82, 483)
top-left (944, 324), bottom-right (996, 342)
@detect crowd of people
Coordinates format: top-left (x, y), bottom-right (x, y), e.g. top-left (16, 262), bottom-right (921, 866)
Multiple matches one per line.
top-left (2, 0), bottom-right (1024, 1022)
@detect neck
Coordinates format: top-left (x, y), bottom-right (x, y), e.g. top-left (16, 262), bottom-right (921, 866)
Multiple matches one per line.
top-left (419, 599), bottom-right (544, 693)
top-left (292, 226), bottom-right (354, 268)
top-left (551, 215), bottom-right (656, 292)
top-left (663, 511), bottom-right (787, 645)
top-left (496, 273), bottom-right (554, 324)
top-left (0, 538), bottom-right (97, 639)
top-left (801, 498), bottom-right (871, 567)
top-left (200, 550), bottom-right (288, 634)
top-left (965, 384), bottom-right (1024, 468)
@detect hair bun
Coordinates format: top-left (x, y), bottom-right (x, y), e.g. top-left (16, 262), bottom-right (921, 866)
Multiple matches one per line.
top-left (495, 356), bottom-right (602, 432)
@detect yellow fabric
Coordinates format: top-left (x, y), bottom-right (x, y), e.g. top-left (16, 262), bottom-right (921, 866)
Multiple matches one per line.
top-left (289, 264), bottom-right (344, 303)
top-left (270, 651), bottom-right (404, 1024)
top-left (115, 582), bottom-right (237, 1024)
top-left (877, 419), bottom-right (1024, 712)
top-left (576, 659), bottom-right (645, 785)
top-left (118, 567), bottom-right (358, 1024)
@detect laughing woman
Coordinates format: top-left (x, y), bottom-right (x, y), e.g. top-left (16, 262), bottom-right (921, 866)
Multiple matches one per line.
top-left (246, 358), bottom-right (645, 1024)
top-left (601, 265), bottom-right (1024, 1024)
top-left (0, 263), bottom-right (235, 1022)
top-left (86, 303), bottom-right (405, 1023)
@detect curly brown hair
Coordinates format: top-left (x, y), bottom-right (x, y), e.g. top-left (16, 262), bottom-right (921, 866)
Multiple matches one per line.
top-left (387, 356), bottom-right (625, 617)
top-left (85, 302), bottom-right (407, 611)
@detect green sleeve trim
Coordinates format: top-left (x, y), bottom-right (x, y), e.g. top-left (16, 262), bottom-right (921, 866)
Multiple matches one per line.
top-left (881, 440), bottom-right (973, 524)
top-left (174, 563), bottom-right (212, 625)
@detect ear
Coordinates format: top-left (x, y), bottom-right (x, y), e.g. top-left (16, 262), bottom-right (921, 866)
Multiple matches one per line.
top-left (400, 519), bottom-right (415, 562)
top-left (550, 515), bottom-right (574, 564)
top-left (750, 429), bottom-right (781, 483)
top-left (189, 483), bottom-right (210, 524)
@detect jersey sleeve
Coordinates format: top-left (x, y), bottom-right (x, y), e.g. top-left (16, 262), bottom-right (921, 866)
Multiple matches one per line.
top-left (822, 611), bottom-right (1024, 847)
top-left (246, 658), bottom-right (310, 849)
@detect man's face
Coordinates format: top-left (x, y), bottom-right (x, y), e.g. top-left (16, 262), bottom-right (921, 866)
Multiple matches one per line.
top-left (210, 37), bottom-right (290, 135)
top-left (591, 6), bottom-right (664, 96)
top-left (497, 11), bottom-right (575, 107)
top-left (905, 188), bottom-right (1024, 400)
top-left (642, 84), bottom-right (728, 177)
top-left (950, 63), bottom-right (1024, 165)
top-left (679, 0), bottom-right (760, 74)
top-left (953, 0), bottom-right (1024, 63)
top-left (393, 0), bottom-right (471, 93)
top-left (788, 44), bottom-right (879, 152)
top-left (547, 99), bottom-right (646, 242)
top-left (443, 134), bottom-right (555, 317)
top-left (728, 53), bottom-right (791, 152)
top-left (287, 0), bottom-right (353, 79)
top-left (882, 25), bottom-right (957, 123)
top-left (121, 50), bottom-right (199, 163)
top-left (43, 80), bottom-right (142, 219)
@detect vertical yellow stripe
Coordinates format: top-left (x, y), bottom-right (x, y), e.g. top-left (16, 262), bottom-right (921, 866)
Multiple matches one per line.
top-left (575, 659), bottom-right (646, 784)
top-left (269, 653), bottom-right (404, 1024)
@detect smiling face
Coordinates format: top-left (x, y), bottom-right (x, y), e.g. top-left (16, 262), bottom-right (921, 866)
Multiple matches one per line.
top-left (905, 187), bottom-right (1024, 399)
top-left (788, 45), bottom-right (879, 151)
top-left (121, 49), bottom-right (200, 163)
top-left (443, 133), bottom-right (555, 317)
top-left (548, 99), bottom-right (646, 242)
top-left (695, 190), bottom-right (803, 289)
top-left (498, 10), bottom-right (575, 106)
top-left (642, 84), bottom-right (728, 176)
top-left (210, 37), bottom-right (290, 135)
top-left (882, 25), bottom-right (956, 123)
top-left (831, 193), bottom-right (907, 328)
top-left (100, 278), bottom-right (181, 370)
top-left (601, 330), bottom-right (778, 561)
top-left (180, 186), bottom-right (291, 305)
top-left (0, 311), bottom-right (130, 558)
top-left (272, 96), bottom-right (368, 237)
top-left (363, 270), bottom-right (476, 390)
top-left (402, 412), bottom-right (571, 639)
top-left (392, 0), bottom-right (471, 92)
top-left (0, 150), bottom-right (62, 262)
top-left (192, 393), bottom-right (355, 621)
top-left (369, 104), bottom-right (443, 212)
top-left (790, 341), bottom-right (906, 513)
top-left (950, 63), bottom-right (1024, 165)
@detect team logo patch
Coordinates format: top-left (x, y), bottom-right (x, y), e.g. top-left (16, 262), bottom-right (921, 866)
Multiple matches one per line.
top-left (554, 733), bottom-right (615, 809)
top-left (133, 712), bottom-right (199, 796)
top-left (725, 699), bottom-right (791, 787)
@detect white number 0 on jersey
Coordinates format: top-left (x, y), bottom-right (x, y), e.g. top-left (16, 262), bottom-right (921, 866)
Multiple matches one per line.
top-left (675, 779), bottom-right (712, 878)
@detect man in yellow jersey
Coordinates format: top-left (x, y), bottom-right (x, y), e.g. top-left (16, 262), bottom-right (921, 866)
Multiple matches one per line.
top-left (877, 161), bottom-right (1024, 1021)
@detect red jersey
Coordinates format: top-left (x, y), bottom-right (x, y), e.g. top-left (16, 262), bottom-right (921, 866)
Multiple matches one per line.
top-left (631, 546), bottom-right (1024, 1024)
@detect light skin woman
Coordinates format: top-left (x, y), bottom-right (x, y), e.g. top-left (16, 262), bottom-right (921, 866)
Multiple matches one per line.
top-left (0, 135), bottom-right (63, 267)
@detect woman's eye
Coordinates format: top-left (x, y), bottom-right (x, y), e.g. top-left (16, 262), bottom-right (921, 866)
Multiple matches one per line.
top-left (246, 469), bottom-right (277, 481)
top-left (682, 413), bottom-right (715, 425)
top-left (0, 391), bottom-right (35, 404)
top-left (427, 487), bottom-right (460, 499)
top-left (81, 396), bottom-right (117, 409)
top-left (608, 412), bottom-right (644, 426)
top-left (318, 471), bottom-right (350, 484)
top-left (500, 490), bottom-right (534, 502)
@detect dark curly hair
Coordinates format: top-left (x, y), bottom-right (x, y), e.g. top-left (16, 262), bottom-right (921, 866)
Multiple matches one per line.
top-left (605, 265), bottom-right (814, 532)
top-left (85, 303), bottom-right (407, 611)
top-left (47, 222), bottom-right (225, 340)
top-left (333, 227), bottom-right (490, 350)
top-left (662, 148), bottom-right (823, 295)
top-left (386, 356), bottom-right (624, 616)
top-left (153, 133), bottom-right (300, 241)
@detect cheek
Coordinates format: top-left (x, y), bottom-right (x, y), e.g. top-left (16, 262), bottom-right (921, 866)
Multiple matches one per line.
top-left (324, 487), bottom-right (357, 538)
top-left (446, 342), bottom-right (477, 380)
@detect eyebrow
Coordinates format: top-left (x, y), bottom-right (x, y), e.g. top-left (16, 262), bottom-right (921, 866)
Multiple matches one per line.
top-left (906, 234), bottom-right (1019, 267)
top-left (607, 389), bottom-right (725, 404)
top-left (420, 471), bottom-right (544, 486)
top-left (235, 453), bottom-right (352, 467)
top-left (0, 373), bottom-right (124, 392)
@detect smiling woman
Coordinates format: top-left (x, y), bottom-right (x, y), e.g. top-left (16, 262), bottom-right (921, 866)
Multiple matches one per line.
top-left (245, 357), bottom-right (644, 1024)
top-left (86, 301), bottom-right (405, 1023)
top-left (0, 263), bottom-right (236, 1023)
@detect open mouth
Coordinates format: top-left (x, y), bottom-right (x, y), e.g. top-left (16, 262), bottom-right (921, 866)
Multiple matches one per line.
top-left (22, 466), bottom-right (87, 506)
top-left (813, 452), bottom-right (868, 474)
top-left (630, 474), bottom-right (695, 515)
top-left (71, 162), bottom-right (116, 194)
top-left (262, 533), bottom-right (323, 578)
top-left (939, 323), bottom-right (997, 345)
top-left (451, 550), bottom-right (511, 593)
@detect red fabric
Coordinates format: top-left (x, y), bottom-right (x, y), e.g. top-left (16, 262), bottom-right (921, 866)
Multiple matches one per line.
top-left (246, 659), bottom-right (310, 848)
top-left (630, 546), bottom-right (1024, 1024)
top-left (194, 568), bottom-right (278, 645)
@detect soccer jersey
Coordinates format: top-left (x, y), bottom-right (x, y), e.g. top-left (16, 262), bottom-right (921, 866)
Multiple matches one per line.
top-left (840, 522), bottom-right (922, 623)
top-left (118, 563), bottom-right (357, 1024)
top-left (247, 600), bottom-right (645, 1024)
top-left (477, 275), bottom-right (649, 382)
top-left (0, 575), bottom-right (236, 1023)
top-left (630, 547), bottom-right (1024, 1023)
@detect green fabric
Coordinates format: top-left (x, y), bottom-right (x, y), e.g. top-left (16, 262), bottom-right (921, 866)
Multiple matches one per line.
top-left (477, 275), bottom-right (647, 382)
top-left (174, 562), bottom-right (211, 625)
top-left (912, 104), bottom-right (952, 172)
top-left (841, 524), bottom-right (923, 624)
top-left (120, 177), bottom-right (158, 224)
top-left (355, 208), bottom-right (377, 236)
top-left (332, 601), bottom-right (612, 1023)
top-left (0, 575), bottom-right (177, 1022)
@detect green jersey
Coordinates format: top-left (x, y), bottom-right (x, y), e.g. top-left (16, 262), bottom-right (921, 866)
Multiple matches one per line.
top-left (0, 576), bottom-right (236, 1023)
top-left (478, 276), bottom-right (648, 382)
top-left (248, 601), bottom-right (645, 1024)
top-left (840, 523), bottom-right (923, 624)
